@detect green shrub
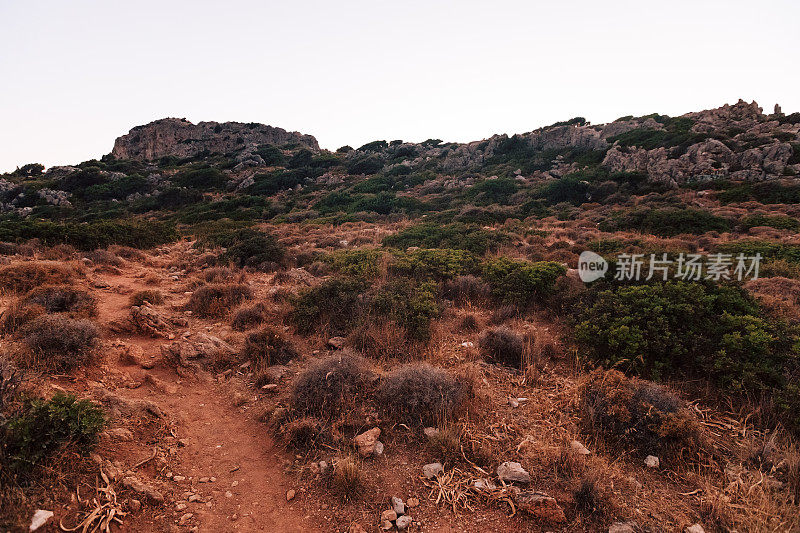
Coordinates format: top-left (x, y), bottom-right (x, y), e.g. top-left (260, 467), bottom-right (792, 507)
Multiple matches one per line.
top-left (481, 257), bottom-right (566, 307)
top-left (574, 281), bottom-right (800, 412)
top-left (0, 219), bottom-right (177, 250)
top-left (599, 208), bottom-right (731, 236)
top-left (738, 214), bottom-right (800, 231)
top-left (323, 249), bottom-right (384, 278)
top-left (718, 181), bottom-right (800, 204)
top-left (290, 277), bottom-right (367, 335)
top-left (716, 240), bottom-right (800, 265)
top-left (390, 248), bottom-right (479, 280)
top-left (383, 223), bottom-right (507, 255)
top-left (468, 177), bottom-right (518, 205)
top-left (607, 116), bottom-right (707, 154)
top-left (2, 392), bottom-right (105, 477)
top-left (370, 279), bottom-right (440, 341)
top-left (347, 154), bottom-right (385, 175)
top-left (174, 166), bottom-right (228, 190)
top-left (221, 229), bottom-right (284, 269)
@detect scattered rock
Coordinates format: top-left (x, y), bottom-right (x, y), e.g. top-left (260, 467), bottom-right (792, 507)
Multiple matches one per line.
top-left (128, 499), bottom-right (142, 512)
top-left (374, 441), bottom-right (384, 456)
top-left (571, 440), bottom-right (591, 456)
top-left (286, 489), bottom-right (296, 501)
top-left (354, 427), bottom-right (381, 457)
top-left (513, 490), bottom-right (566, 523)
top-left (128, 304), bottom-right (172, 338)
top-left (395, 515), bottom-right (412, 530)
top-left (609, 521), bottom-right (637, 533)
top-left (380, 510), bottom-right (397, 522)
top-left (160, 332), bottom-right (236, 369)
top-left (422, 462), bottom-right (444, 479)
top-left (644, 455), bottom-right (660, 469)
top-left (172, 475), bottom-right (186, 482)
top-left (380, 520), bottom-right (393, 531)
top-left (685, 525), bottom-right (705, 533)
top-left (122, 476), bottom-right (164, 503)
top-left (406, 497), bottom-right (419, 508)
top-left (28, 509), bottom-right (53, 532)
top-left (91, 387), bottom-right (165, 420)
top-left (349, 525), bottom-right (367, 533)
top-left (179, 512), bottom-right (193, 525)
top-left (497, 461), bottom-right (531, 483)
top-left (327, 337), bottom-right (347, 350)
top-left (103, 427), bottom-right (134, 441)
top-left (423, 427), bottom-right (440, 439)
top-left (391, 496), bottom-right (405, 515)
top-left (473, 478), bottom-right (497, 491)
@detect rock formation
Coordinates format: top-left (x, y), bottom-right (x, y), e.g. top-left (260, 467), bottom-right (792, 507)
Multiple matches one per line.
top-left (111, 118), bottom-right (319, 160)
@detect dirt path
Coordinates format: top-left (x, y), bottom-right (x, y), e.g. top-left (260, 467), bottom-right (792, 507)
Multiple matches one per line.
top-left (87, 269), bottom-right (314, 532)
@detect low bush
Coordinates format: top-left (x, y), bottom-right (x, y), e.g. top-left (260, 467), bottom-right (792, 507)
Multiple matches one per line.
top-left (2, 392), bottom-right (106, 478)
top-left (0, 262), bottom-right (75, 293)
top-left (203, 266), bottom-right (238, 283)
top-left (187, 284), bottom-right (252, 318)
top-left (599, 207), bottom-right (731, 237)
top-left (391, 248), bottom-right (479, 280)
top-left (382, 223), bottom-right (508, 255)
top-left (129, 289), bottom-right (164, 307)
top-left (323, 249), bottom-right (384, 278)
top-left (231, 302), bottom-right (268, 331)
top-left (20, 315), bottom-right (99, 371)
top-left (578, 369), bottom-right (703, 458)
top-left (1, 303), bottom-right (45, 333)
top-left (738, 214), bottom-right (800, 232)
top-left (377, 364), bottom-right (469, 426)
top-left (23, 285), bottom-right (97, 316)
top-left (290, 277), bottom-right (367, 336)
top-left (241, 327), bottom-right (298, 366)
top-left (291, 353), bottom-right (374, 419)
top-left (443, 275), bottom-right (492, 304)
top-left (222, 229), bottom-right (285, 270)
top-left (0, 219), bottom-right (177, 250)
top-left (0, 356), bottom-right (20, 412)
top-left (369, 279), bottom-right (440, 341)
top-left (481, 257), bottom-right (566, 307)
top-left (478, 327), bottom-right (525, 368)
top-left (281, 417), bottom-right (323, 450)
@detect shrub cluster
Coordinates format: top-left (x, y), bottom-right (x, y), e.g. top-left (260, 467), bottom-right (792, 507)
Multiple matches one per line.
top-left (575, 281), bottom-right (800, 430)
top-left (20, 315), bottom-right (100, 371)
top-left (579, 369), bottom-right (703, 458)
top-left (481, 257), bottom-right (566, 307)
top-left (376, 364), bottom-right (470, 426)
top-left (0, 262), bottom-right (75, 293)
top-left (23, 285), bottom-right (97, 316)
top-left (221, 229), bottom-right (284, 270)
top-left (2, 392), bottom-right (106, 478)
top-left (599, 207), bottom-right (731, 237)
top-left (478, 327), bottom-right (525, 368)
top-left (187, 284), bottom-right (252, 317)
top-left (241, 327), bottom-right (298, 366)
top-left (129, 289), bottom-right (164, 306)
top-left (382, 223), bottom-right (508, 255)
top-left (390, 248), bottom-right (479, 280)
top-left (290, 352), bottom-right (375, 419)
top-left (290, 277), bottom-right (367, 335)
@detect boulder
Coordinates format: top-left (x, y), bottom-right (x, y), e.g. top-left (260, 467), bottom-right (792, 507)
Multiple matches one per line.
top-left (422, 462), bottom-right (444, 479)
top-left (513, 490), bottom-right (565, 523)
top-left (354, 427), bottom-right (381, 457)
top-left (497, 461), bottom-right (531, 483)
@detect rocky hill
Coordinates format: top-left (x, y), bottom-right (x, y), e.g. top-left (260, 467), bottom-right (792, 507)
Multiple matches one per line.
top-left (111, 118), bottom-right (319, 161)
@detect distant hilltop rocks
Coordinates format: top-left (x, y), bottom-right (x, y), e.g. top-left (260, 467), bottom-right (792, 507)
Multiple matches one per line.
top-left (111, 118), bottom-right (319, 161)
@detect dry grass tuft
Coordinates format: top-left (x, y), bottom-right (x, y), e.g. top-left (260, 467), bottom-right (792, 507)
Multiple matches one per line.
top-left (291, 352), bottom-right (374, 419)
top-left (478, 326), bottom-right (524, 368)
top-left (23, 285), bottom-right (97, 317)
top-left (19, 315), bottom-right (99, 371)
top-left (330, 455), bottom-right (364, 500)
top-left (0, 262), bottom-right (76, 293)
top-left (241, 326), bottom-right (298, 366)
top-left (129, 289), bottom-right (164, 307)
top-left (377, 363), bottom-right (470, 426)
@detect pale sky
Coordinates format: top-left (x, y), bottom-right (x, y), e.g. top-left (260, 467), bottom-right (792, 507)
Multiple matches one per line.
top-left (1, 0), bottom-right (798, 172)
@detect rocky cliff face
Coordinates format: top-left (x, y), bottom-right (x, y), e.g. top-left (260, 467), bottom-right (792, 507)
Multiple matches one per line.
top-left (111, 118), bottom-right (319, 161)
